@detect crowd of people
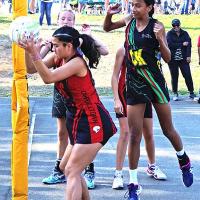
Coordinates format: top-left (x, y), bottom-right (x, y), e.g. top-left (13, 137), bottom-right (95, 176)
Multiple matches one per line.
top-left (1, 0), bottom-right (200, 15)
top-left (7, 0), bottom-right (200, 199)
top-left (155, 0), bottom-right (200, 15)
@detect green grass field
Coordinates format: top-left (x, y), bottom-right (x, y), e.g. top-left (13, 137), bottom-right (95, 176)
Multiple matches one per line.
top-left (0, 13), bottom-right (200, 96)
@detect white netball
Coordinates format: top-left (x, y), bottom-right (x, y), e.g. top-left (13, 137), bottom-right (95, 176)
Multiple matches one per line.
top-left (9, 16), bottom-right (40, 44)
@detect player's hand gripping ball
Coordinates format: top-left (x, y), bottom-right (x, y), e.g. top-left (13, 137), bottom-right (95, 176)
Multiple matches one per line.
top-left (9, 16), bottom-right (40, 44)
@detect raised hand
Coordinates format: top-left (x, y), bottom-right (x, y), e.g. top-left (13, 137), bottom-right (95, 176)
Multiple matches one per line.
top-left (153, 22), bottom-right (165, 42)
top-left (18, 33), bottom-right (39, 56)
top-left (81, 24), bottom-right (91, 35)
top-left (107, 3), bottom-right (122, 15)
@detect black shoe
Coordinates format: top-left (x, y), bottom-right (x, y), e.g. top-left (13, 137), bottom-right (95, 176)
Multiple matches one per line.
top-left (189, 93), bottom-right (196, 99)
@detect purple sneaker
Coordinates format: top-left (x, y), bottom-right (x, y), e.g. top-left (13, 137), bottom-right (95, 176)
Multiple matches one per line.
top-left (125, 183), bottom-right (142, 200)
top-left (181, 162), bottom-right (193, 187)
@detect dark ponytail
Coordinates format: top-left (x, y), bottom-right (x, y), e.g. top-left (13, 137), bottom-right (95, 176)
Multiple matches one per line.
top-left (52, 26), bottom-right (100, 69)
top-left (144, 0), bottom-right (155, 18)
top-left (149, 5), bottom-right (154, 18)
top-left (79, 34), bottom-right (100, 69)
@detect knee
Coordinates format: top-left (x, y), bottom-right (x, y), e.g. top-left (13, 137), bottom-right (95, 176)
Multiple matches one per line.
top-left (119, 130), bottom-right (129, 143)
top-left (47, 12), bottom-right (51, 17)
top-left (64, 163), bottom-right (75, 178)
top-left (64, 159), bottom-right (83, 178)
top-left (143, 133), bottom-right (153, 142)
top-left (129, 131), bottom-right (142, 144)
top-left (64, 164), bottom-right (70, 177)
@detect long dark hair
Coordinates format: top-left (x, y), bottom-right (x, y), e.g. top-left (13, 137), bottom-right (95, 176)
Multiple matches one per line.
top-left (52, 26), bottom-right (100, 69)
top-left (144, 0), bottom-right (155, 18)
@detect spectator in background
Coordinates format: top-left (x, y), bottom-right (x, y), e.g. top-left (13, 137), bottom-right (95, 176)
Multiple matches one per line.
top-left (29, 0), bottom-right (36, 14)
top-left (163, 0), bottom-right (169, 14)
top-left (197, 0), bottom-right (200, 14)
top-left (8, 0), bottom-right (12, 13)
top-left (189, 0), bottom-right (196, 14)
top-left (39, 0), bottom-right (53, 28)
top-left (174, 0), bottom-right (181, 14)
top-left (78, 0), bottom-right (87, 13)
top-left (181, 0), bottom-right (190, 14)
top-left (105, 0), bottom-right (110, 12)
top-left (121, 0), bottom-right (129, 14)
top-left (61, 0), bottom-right (70, 9)
top-left (155, 0), bottom-right (162, 14)
top-left (167, 19), bottom-right (196, 101)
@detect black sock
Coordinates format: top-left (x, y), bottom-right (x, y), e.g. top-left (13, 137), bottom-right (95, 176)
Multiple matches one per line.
top-left (85, 162), bottom-right (94, 172)
top-left (177, 152), bottom-right (190, 168)
top-left (54, 159), bottom-right (63, 174)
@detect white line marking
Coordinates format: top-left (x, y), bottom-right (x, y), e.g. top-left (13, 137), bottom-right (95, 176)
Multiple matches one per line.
top-left (28, 114), bottom-right (36, 166)
top-left (33, 133), bottom-right (57, 136)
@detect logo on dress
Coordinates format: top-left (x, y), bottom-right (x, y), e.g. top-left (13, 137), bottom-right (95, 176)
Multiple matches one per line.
top-left (142, 34), bottom-right (152, 39)
top-left (93, 126), bottom-right (101, 133)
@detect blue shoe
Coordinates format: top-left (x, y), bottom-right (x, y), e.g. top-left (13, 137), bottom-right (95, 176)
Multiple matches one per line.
top-left (181, 162), bottom-right (193, 187)
top-left (42, 170), bottom-right (66, 184)
top-left (124, 183), bottom-right (142, 200)
top-left (84, 171), bottom-right (95, 189)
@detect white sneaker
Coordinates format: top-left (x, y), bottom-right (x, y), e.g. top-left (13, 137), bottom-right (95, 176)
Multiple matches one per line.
top-left (147, 165), bottom-right (167, 180)
top-left (112, 174), bottom-right (124, 190)
top-left (173, 93), bottom-right (179, 101)
top-left (194, 96), bottom-right (200, 101)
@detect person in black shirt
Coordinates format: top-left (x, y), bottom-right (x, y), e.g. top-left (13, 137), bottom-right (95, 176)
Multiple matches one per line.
top-left (167, 19), bottom-right (196, 101)
top-left (104, 1), bottom-right (193, 199)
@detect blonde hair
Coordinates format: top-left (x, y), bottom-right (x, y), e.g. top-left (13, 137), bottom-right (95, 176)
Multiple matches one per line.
top-left (57, 9), bottom-right (75, 22)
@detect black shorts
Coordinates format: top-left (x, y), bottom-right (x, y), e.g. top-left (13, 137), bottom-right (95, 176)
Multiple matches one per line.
top-left (66, 103), bottom-right (117, 146)
top-left (126, 69), bottom-right (170, 105)
top-left (116, 86), bottom-right (152, 119)
top-left (52, 88), bottom-right (69, 118)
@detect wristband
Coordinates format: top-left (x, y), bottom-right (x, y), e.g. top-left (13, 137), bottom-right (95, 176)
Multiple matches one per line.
top-left (31, 53), bottom-right (41, 62)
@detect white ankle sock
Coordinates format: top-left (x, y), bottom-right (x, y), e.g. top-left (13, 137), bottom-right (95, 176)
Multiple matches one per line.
top-left (176, 149), bottom-right (185, 157)
top-left (129, 169), bottom-right (138, 184)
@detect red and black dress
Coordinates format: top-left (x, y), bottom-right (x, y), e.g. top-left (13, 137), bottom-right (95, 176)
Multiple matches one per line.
top-left (56, 56), bottom-right (117, 145)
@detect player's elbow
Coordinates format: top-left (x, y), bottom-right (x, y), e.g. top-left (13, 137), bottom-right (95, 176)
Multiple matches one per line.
top-left (103, 23), bottom-right (113, 32)
top-left (103, 26), bottom-right (110, 32)
top-left (100, 48), bottom-right (109, 56)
